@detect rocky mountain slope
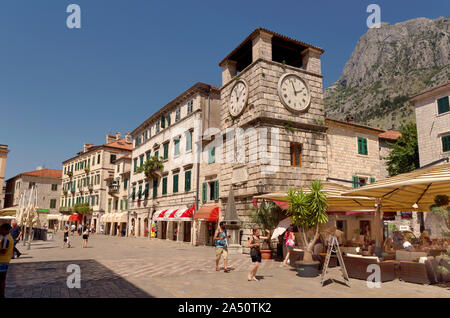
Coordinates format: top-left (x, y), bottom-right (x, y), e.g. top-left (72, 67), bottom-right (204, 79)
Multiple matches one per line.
top-left (325, 17), bottom-right (449, 130)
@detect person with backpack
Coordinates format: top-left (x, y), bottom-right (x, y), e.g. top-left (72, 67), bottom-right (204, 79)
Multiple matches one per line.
top-left (283, 226), bottom-right (296, 265)
top-left (214, 221), bottom-right (230, 272)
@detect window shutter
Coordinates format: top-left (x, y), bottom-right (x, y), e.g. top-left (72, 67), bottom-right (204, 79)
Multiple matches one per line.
top-left (186, 131), bottom-right (192, 151)
top-left (214, 180), bottom-right (219, 200)
top-left (164, 143), bottom-right (169, 159)
top-left (173, 174), bottom-right (179, 193)
top-left (370, 177), bottom-right (376, 184)
top-left (443, 136), bottom-right (450, 152)
top-left (363, 138), bottom-right (368, 155)
top-left (161, 115), bottom-right (165, 129)
top-left (208, 147), bottom-right (216, 164)
top-left (202, 182), bottom-right (207, 203)
top-left (438, 96), bottom-right (450, 114)
top-left (153, 179), bottom-right (158, 198)
top-left (162, 177), bottom-right (167, 195)
top-left (185, 170), bottom-right (191, 191)
top-left (352, 176), bottom-right (359, 188)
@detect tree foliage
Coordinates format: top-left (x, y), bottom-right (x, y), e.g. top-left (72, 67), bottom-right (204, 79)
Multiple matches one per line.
top-left (386, 123), bottom-right (420, 176)
top-left (136, 156), bottom-right (164, 179)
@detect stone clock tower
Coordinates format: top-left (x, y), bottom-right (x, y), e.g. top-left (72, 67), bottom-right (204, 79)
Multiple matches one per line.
top-left (217, 28), bottom-right (328, 250)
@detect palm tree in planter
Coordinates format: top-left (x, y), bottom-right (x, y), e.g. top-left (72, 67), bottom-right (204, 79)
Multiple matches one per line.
top-left (286, 180), bottom-right (328, 277)
top-left (136, 156), bottom-right (164, 179)
top-left (250, 201), bottom-right (281, 259)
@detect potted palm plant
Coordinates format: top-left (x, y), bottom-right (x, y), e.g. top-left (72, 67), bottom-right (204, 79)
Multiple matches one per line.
top-left (136, 156), bottom-right (164, 179)
top-left (250, 201), bottom-right (280, 259)
top-left (287, 180), bottom-right (328, 277)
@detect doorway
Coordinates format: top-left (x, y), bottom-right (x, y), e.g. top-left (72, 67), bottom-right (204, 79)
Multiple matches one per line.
top-left (173, 222), bottom-right (178, 241)
top-left (161, 221), bottom-right (167, 239)
top-left (183, 222), bottom-right (192, 242)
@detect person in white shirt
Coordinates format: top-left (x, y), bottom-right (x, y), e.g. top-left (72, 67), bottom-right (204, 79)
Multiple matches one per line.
top-left (402, 237), bottom-right (413, 251)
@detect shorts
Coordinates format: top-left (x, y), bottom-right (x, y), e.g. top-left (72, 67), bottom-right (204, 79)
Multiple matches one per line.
top-left (286, 245), bottom-right (294, 251)
top-left (82, 235), bottom-right (88, 239)
top-left (251, 252), bottom-right (262, 263)
top-left (0, 263), bottom-right (8, 281)
top-left (64, 237), bottom-right (69, 242)
top-left (215, 247), bottom-right (228, 260)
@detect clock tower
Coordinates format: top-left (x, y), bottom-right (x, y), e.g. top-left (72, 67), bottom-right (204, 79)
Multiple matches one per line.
top-left (218, 28), bottom-right (328, 250)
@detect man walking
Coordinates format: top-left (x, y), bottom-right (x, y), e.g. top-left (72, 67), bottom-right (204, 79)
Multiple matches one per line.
top-left (214, 221), bottom-right (230, 272)
top-left (0, 223), bottom-right (14, 298)
top-left (10, 222), bottom-right (22, 259)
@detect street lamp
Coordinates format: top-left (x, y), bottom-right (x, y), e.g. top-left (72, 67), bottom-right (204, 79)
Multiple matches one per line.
top-left (256, 180), bottom-right (266, 194)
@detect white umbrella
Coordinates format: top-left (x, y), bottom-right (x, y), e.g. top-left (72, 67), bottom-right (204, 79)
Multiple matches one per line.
top-left (271, 217), bottom-right (292, 240)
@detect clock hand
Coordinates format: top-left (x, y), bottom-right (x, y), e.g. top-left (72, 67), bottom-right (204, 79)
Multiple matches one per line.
top-left (291, 82), bottom-right (297, 96)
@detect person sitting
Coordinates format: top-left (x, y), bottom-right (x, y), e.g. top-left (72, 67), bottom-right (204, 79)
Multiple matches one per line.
top-left (383, 237), bottom-right (395, 253)
top-left (402, 237), bottom-right (414, 251)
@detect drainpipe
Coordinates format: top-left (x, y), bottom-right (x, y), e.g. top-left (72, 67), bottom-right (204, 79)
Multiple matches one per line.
top-left (126, 176), bottom-right (130, 237)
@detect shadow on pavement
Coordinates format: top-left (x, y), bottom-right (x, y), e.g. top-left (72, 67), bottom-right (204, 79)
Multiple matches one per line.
top-left (6, 259), bottom-right (153, 298)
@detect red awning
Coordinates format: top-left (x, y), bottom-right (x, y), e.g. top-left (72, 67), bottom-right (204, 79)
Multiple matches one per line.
top-left (180, 207), bottom-right (194, 219)
top-left (168, 209), bottom-right (179, 219)
top-left (68, 213), bottom-right (83, 222)
top-left (194, 206), bottom-right (219, 221)
top-left (156, 209), bottom-right (168, 219)
top-left (273, 201), bottom-right (289, 210)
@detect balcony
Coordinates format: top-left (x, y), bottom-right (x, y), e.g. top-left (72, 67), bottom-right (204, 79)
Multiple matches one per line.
top-left (108, 181), bottom-right (119, 194)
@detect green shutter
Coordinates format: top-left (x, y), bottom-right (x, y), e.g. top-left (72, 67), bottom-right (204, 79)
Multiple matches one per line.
top-left (214, 180), bottom-right (219, 200)
top-left (352, 176), bottom-right (359, 188)
top-left (438, 96), bottom-right (450, 115)
top-left (186, 131), bottom-right (192, 151)
top-left (370, 177), bottom-right (376, 184)
top-left (443, 135), bottom-right (450, 152)
top-left (164, 143), bottom-right (169, 159)
top-left (161, 115), bottom-right (165, 129)
top-left (208, 147), bottom-right (216, 164)
top-left (120, 200), bottom-right (123, 210)
top-left (162, 177), bottom-right (167, 195)
top-left (185, 170), bottom-right (191, 191)
top-left (153, 179), bottom-right (158, 197)
top-left (358, 137), bottom-right (368, 155)
top-left (173, 174), bottom-right (179, 193)
top-left (134, 159), bottom-right (137, 172)
top-left (202, 182), bottom-right (207, 203)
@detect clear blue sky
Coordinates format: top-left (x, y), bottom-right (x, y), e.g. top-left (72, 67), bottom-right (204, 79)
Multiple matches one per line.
top-left (1, 0), bottom-right (448, 180)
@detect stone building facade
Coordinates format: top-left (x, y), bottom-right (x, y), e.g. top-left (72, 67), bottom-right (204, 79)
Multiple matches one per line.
top-left (4, 169), bottom-right (62, 227)
top-left (60, 133), bottom-right (132, 231)
top-left (0, 144), bottom-right (9, 209)
top-left (129, 82), bottom-right (221, 242)
top-left (217, 28), bottom-right (328, 251)
top-left (412, 82), bottom-right (450, 167)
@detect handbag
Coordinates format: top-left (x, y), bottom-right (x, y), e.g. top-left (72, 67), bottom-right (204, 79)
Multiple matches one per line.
top-left (250, 236), bottom-right (258, 257)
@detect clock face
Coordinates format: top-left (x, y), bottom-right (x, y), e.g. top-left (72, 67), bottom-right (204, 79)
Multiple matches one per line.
top-left (278, 73), bottom-right (311, 112)
top-left (229, 80), bottom-right (248, 117)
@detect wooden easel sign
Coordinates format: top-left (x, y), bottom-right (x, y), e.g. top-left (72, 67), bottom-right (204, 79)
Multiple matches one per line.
top-left (320, 236), bottom-right (350, 287)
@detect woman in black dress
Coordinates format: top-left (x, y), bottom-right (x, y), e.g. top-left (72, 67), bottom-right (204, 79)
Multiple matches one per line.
top-left (82, 226), bottom-right (89, 248)
top-left (62, 226), bottom-right (71, 248)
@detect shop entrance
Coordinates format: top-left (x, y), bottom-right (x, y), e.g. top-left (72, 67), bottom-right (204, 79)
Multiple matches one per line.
top-left (173, 222), bottom-right (178, 241)
top-left (183, 222), bottom-right (192, 242)
top-left (161, 221), bottom-right (167, 239)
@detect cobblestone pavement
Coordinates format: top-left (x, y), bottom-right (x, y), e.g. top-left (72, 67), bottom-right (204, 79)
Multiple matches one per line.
top-left (5, 233), bottom-right (450, 298)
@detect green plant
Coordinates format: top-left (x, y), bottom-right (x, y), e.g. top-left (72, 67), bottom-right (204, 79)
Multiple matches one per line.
top-left (235, 76), bottom-right (241, 81)
top-left (286, 180), bottom-right (329, 262)
top-left (430, 195), bottom-right (450, 238)
top-left (388, 223), bottom-right (398, 233)
top-left (284, 123), bottom-right (294, 133)
top-left (261, 72), bottom-right (265, 78)
top-left (84, 167), bottom-right (90, 174)
top-left (72, 203), bottom-right (93, 215)
top-left (136, 156), bottom-right (164, 179)
top-left (386, 123), bottom-right (420, 176)
top-left (250, 201), bottom-right (281, 250)
top-left (281, 60), bottom-right (286, 70)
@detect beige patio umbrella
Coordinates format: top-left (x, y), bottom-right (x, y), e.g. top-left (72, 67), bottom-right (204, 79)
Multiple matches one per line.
top-left (343, 163), bottom-right (450, 251)
top-left (254, 182), bottom-right (413, 212)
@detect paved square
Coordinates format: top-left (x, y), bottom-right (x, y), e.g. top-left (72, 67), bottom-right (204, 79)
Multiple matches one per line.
top-left (5, 233), bottom-right (450, 298)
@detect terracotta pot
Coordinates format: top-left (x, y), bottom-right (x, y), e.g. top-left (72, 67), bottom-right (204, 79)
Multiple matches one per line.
top-left (295, 261), bottom-right (320, 277)
top-left (260, 249), bottom-right (272, 260)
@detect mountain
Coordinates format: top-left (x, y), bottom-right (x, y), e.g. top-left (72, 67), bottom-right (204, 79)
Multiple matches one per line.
top-left (324, 17), bottom-right (450, 130)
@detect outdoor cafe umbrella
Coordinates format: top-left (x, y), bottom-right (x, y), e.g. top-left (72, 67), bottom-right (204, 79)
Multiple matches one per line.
top-left (343, 163), bottom-right (450, 252)
top-left (254, 182), bottom-right (413, 212)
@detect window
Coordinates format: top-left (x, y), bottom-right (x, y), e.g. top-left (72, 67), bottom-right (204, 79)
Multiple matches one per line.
top-left (120, 199), bottom-right (123, 210)
top-left (176, 108), bottom-right (181, 121)
top-left (97, 154), bottom-right (100, 164)
top-left (110, 154), bottom-right (117, 163)
top-left (163, 143), bottom-right (169, 160)
top-left (154, 150), bottom-right (159, 158)
top-left (185, 170), bottom-right (191, 191)
top-left (352, 176), bottom-right (367, 188)
top-left (202, 182), bottom-right (207, 203)
top-left (153, 179), bottom-right (158, 197)
top-left (438, 96), bottom-right (450, 115)
top-left (370, 177), bottom-right (376, 184)
top-left (123, 177), bottom-right (128, 190)
top-left (156, 122), bottom-right (160, 134)
top-left (108, 199), bottom-right (112, 212)
top-left (208, 147), bottom-right (216, 164)
top-left (146, 152), bottom-right (151, 161)
top-left (186, 130), bottom-right (192, 152)
top-left (166, 114), bottom-right (171, 126)
top-left (173, 174), bottom-right (179, 193)
top-left (50, 199), bottom-right (57, 209)
top-left (138, 185), bottom-right (142, 200)
top-left (29, 182), bottom-right (36, 189)
top-left (133, 158), bottom-right (138, 173)
top-left (144, 182), bottom-right (149, 198)
top-left (132, 187), bottom-right (136, 200)
top-left (187, 100), bottom-right (193, 114)
top-left (114, 199), bottom-right (118, 211)
top-left (174, 138), bottom-right (180, 156)
top-left (209, 180), bottom-right (219, 201)
top-left (140, 155), bottom-right (144, 167)
top-left (51, 184), bottom-right (58, 191)
top-left (161, 115), bottom-right (166, 129)
top-left (442, 135), bottom-right (450, 153)
top-left (162, 177), bottom-right (168, 195)
top-left (290, 143), bottom-right (302, 167)
top-left (357, 137), bottom-right (368, 155)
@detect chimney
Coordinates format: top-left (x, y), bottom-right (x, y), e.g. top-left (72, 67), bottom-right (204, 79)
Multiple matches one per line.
top-left (106, 134), bottom-right (116, 144)
top-left (115, 132), bottom-right (122, 140)
top-left (124, 133), bottom-right (132, 143)
top-left (345, 114), bottom-right (354, 123)
top-left (83, 143), bottom-right (94, 153)
top-left (36, 166), bottom-right (43, 171)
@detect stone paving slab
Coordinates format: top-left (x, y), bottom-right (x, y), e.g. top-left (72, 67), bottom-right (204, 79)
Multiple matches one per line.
top-left (5, 233), bottom-right (450, 298)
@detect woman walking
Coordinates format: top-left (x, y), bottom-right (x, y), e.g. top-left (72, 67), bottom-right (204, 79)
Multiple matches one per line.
top-left (283, 227), bottom-right (295, 265)
top-left (82, 226), bottom-right (89, 248)
top-left (62, 226), bottom-right (71, 248)
top-left (248, 228), bottom-right (270, 282)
